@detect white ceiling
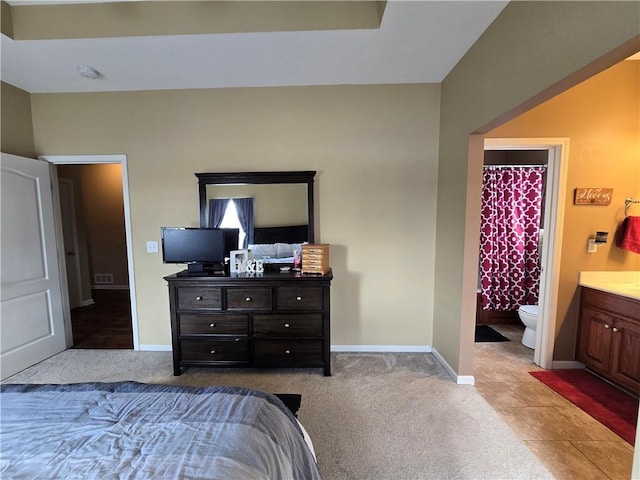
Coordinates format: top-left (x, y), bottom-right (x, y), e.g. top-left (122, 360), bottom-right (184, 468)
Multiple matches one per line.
top-left (1, 1), bottom-right (509, 94)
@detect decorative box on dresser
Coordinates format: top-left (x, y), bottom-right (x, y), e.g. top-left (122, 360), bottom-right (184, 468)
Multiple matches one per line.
top-left (301, 244), bottom-right (331, 275)
top-left (166, 269), bottom-right (333, 376)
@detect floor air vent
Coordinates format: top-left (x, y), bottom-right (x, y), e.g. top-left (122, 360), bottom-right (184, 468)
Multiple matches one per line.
top-left (94, 274), bottom-right (114, 284)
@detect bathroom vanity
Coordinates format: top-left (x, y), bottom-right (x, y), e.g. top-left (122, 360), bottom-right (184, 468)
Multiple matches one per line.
top-left (576, 272), bottom-right (640, 394)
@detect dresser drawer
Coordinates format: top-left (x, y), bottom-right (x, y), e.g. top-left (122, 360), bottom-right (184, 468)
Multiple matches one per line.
top-left (276, 287), bottom-right (323, 310)
top-left (254, 314), bottom-right (323, 337)
top-left (181, 339), bottom-right (249, 362)
top-left (301, 264), bottom-right (330, 274)
top-left (179, 314), bottom-right (248, 335)
top-left (301, 255), bottom-right (325, 263)
top-left (226, 287), bottom-right (272, 311)
top-left (302, 244), bottom-right (329, 256)
top-left (253, 340), bottom-right (323, 363)
top-left (177, 287), bottom-right (222, 310)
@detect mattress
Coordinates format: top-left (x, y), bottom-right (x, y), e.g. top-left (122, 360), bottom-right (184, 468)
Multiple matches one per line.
top-left (0, 382), bottom-right (321, 480)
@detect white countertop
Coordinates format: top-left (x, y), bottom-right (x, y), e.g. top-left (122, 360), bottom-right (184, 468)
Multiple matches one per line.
top-left (579, 271), bottom-right (640, 301)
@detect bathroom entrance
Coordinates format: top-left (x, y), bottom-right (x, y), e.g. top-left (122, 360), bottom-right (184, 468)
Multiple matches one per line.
top-left (481, 138), bottom-right (569, 368)
top-left (476, 149), bottom-right (548, 346)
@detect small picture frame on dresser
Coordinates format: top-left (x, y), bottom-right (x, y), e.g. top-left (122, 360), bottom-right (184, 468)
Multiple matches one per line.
top-left (230, 249), bottom-right (250, 273)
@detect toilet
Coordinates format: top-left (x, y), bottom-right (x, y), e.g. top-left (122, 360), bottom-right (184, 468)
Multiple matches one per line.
top-left (518, 305), bottom-right (539, 349)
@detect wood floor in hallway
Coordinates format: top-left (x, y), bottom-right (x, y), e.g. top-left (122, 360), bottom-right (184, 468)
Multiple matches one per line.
top-left (70, 289), bottom-right (133, 349)
top-left (474, 324), bottom-right (634, 480)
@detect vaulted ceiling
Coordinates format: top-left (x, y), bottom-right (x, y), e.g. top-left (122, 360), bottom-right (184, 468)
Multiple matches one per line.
top-left (1, 1), bottom-right (509, 93)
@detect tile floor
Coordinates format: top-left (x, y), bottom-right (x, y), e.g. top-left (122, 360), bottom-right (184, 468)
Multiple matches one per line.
top-left (474, 324), bottom-right (635, 480)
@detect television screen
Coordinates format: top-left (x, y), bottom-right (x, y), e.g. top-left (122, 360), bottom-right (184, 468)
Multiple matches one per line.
top-left (161, 227), bottom-right (226, 273)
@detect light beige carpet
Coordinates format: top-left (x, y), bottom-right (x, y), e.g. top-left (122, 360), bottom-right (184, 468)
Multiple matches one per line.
top-left (4, 350), bottom-right (553, 480)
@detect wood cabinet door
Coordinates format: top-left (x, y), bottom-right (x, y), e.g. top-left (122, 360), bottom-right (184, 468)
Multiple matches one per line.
top-left (609, 318), bottom-right (640, 395)
top-left (577, 307), bottom-right (613, 373)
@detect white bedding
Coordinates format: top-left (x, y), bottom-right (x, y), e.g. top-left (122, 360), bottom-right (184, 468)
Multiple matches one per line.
top-left (249, 243), bottom-right (302, 263)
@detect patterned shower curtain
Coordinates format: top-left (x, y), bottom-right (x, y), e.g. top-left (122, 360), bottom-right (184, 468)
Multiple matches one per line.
top-left (479, 166), bottom-right (545, 311)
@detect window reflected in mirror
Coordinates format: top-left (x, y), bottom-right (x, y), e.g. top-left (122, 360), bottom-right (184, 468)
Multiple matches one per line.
top-left (197, 172), bottom-right (316, 259)
top-left (206, 183), bottom-right (309, 248)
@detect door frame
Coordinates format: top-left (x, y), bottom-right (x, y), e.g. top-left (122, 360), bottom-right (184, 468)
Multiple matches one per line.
top-left (58, 178), bottom-right (83, 310)
top-left (40, 154), bottom-right (140, 350)
top-left (483, 138), bottom-right (569, 369)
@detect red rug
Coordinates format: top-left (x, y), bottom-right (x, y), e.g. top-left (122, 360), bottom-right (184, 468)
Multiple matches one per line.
top-left (529, 369), bottom-right (638, 444)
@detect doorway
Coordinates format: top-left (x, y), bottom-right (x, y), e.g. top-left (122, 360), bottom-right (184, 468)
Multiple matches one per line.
top-left (477, 149), bottom-right (548, 329)
top-left (483, 138), bottom-right (569, 369)
top-left (41, 154), bottom-right (140, 351)
top-left (58, 164), bottom-right (132, 348)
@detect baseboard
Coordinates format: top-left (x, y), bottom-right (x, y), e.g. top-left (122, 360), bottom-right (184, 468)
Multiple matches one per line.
top-left (80, 299), bottom-right (95, 307)
top-left (140, 345), bottom-right (435, 354)
top-left (431, 347), bottom-right (475, 385)
top-left (551, 360), bottom-right (585, 370)
top-left (139, 344), bottom-right (172, 352)
top-left (136, 343), bottom-right (472, 386)
top-left (330, 345), bottom-right (432, 353)
top-left (91, 285), bottom-right (130, 290)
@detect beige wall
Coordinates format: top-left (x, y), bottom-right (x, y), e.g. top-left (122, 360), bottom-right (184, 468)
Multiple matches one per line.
top-left (1, 82), bottom-right (35, 158)
top-left (488, 60), bottom-right (640, 360)
top-left (30, 84), bottom-right (441, 347)
top-left (436, 1), bottom-right (640, 375)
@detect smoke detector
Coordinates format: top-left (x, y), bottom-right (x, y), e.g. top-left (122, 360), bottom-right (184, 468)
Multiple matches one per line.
top-left (77, 65), bottom-right (101, 79)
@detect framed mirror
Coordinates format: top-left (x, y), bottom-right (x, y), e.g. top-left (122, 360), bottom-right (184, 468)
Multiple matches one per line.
top-left (196, 171), bottom-right (315, 252)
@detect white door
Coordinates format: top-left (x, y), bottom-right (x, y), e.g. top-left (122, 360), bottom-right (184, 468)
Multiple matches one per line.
top-left (58, 179), bottom-right (82, 309)
top-left (1, 153), bottom-right (67, 379)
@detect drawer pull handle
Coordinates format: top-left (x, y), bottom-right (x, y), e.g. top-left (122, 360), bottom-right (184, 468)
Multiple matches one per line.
top-left (210, 349), bottom-right (217, 355)
top-left (284, 323), bottom-right (290, 328)
top-left (296, 296), bottom-right (302, 301)
top-left (285, 350), bottom-right (291, 354)
top-left (245, 297), bottom-right (252, 302)
top-left (209, 323), bottom-right (216, 328)
top-left (196, 296), bottom-right (203, 301)
top-left (604, 324), bottom-right (611, 329)
top-left (613, 327), bottom-right (619, 333)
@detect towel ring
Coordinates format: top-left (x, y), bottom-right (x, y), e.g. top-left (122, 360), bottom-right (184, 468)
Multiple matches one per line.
top-left (625, 197), bottom-right (640, 217)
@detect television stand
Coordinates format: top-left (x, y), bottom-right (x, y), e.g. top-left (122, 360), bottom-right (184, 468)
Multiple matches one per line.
top-left (176, 262), bottom-right (225, 277)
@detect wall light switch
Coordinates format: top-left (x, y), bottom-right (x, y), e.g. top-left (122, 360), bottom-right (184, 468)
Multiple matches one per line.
top-left (146, 241), bottom-right (159, 253)
top-left (587, 239), bottom-right (598, 253)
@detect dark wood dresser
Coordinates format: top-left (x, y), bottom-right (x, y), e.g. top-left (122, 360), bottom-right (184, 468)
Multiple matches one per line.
top-left (165, 269), bottom-right (333, 376)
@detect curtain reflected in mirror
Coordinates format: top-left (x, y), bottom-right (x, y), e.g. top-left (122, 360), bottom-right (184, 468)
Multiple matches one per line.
top-left (209, 198), bottom-right (254, 248)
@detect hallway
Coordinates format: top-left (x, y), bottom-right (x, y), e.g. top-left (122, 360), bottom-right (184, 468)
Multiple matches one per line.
top-left (71, 289), bottom-right (133, 349)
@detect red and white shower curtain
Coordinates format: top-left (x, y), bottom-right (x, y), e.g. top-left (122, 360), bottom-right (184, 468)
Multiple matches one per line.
top-left (479, 166), bottom-right (545, 311)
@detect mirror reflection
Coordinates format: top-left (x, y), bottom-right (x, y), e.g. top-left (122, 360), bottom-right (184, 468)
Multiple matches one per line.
top-left (205, 183), bottom-right (309, 250)
top-left (197, 171), bottom-right (315, 267)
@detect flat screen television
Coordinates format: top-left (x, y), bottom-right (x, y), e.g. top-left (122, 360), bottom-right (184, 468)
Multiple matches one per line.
top-left (161, 227), bottom-right (230, 275)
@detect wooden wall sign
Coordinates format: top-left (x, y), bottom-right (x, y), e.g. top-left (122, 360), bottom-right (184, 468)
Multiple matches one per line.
top-left (574, 187), bottom-right (613, 205)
